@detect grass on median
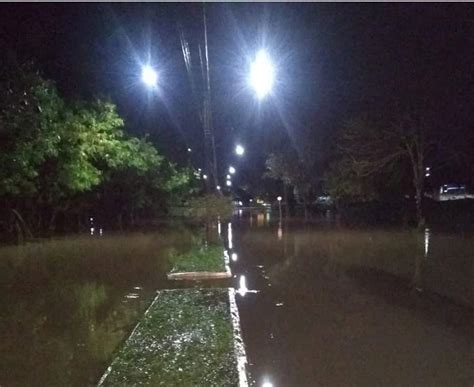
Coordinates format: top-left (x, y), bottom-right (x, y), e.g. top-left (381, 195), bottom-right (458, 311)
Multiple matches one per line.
top-left (167, 243), bottom-right (226, 273)
top-left (100, 288), bottom-right (238, 387)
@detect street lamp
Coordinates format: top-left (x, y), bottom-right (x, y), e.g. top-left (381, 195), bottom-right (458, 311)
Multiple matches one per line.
top-left (235, 144), bottom-right (245, 156)
top-left (141, 65), bottom-right (158, 87)
top-left (226, 180), bottom-right (232, 187)
top-left (249, 50), bottom-right (275, 99)
top-left (229, 166), bottom-right (236, 175)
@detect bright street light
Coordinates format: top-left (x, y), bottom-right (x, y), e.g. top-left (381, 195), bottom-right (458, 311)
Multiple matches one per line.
top-left (229, 166), bottom-right (236, 174)
top-left (226, 180), bottom-right (232, 187)
top-left (235, 144), bottom-right (245, 156)
top-left (249, 50), bottom-right (275, 99)
top-left (141, 65), bottom-right (158, 87)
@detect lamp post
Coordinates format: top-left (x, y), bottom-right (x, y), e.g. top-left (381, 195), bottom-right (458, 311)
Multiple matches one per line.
top-left (277, 196), bottom-right (282, 219)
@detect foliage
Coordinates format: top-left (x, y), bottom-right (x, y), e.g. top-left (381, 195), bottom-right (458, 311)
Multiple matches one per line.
top-left (167, 243), bottom-right (226, 273)
top-left (186, 194), bottom-right (234, 224)
top-left (325, 113), bottom-right (434, 225)
top-left (324, 157), bottom-right (379, 203)
top-left (0, 62), bottom-right (195, 234)
top-left (265, 149), bottom-right (316, 213)
top-left (101, 289), bottom-right (238, 386)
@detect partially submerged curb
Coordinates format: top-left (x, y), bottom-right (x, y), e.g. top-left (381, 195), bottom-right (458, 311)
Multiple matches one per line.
top-left (167, 249), bottom-right (231, 280)
top-left (98, 288), bottom-right (248, 386)
top-left (228, 288), bottom-right (249, 387)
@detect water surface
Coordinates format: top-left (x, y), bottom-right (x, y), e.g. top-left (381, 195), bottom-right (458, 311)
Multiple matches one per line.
top-left (228, 215), bottom-right (474, 386)
top-left (1, 216), bottom-right (473, 386)
top-left (0, 229), bottom-right (199, 386)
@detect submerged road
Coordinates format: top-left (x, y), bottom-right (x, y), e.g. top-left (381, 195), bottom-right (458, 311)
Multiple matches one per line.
top-left (227, 211), bottom-right (474, 387)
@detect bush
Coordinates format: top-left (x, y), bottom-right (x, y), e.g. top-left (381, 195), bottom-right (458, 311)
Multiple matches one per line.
top-left (186, 194), bottom-right (233, 223)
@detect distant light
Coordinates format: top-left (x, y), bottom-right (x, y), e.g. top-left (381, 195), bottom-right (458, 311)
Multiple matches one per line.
top-left (203, 174), bottom-right (208, 180)
top-left (198, 168), bottom-right (202, 172)
top-left (226, 180), bottom-right (232, 187)
top-left (187, 147), bottom-right (192, 152)
top-left (262, 381), bottom-right (274, 387)
top-left (226, 174), bottom-right (231, 179)
top-left (229, 166), bottom-right (236, 174)
top-left (426, 167), bottom-right (430, 171)
top-left (235, 144), bottom-right (245, 156)
top-left (250, 50), bottom-right (275, 99)
top-left (141, 65), bottom-right (158, 87)
top-left (277, 196), bottom-right (282, 201)
top-left (216, 185), bottom-right (221, 190)
top-left (425, 173), bottom-right (430, 177)
top-left (231, 253), bottom-right (238, 261)
top-left (238, 201), bottom-right (243, 206)
top-left (249, 199), bottom-right (253, 202)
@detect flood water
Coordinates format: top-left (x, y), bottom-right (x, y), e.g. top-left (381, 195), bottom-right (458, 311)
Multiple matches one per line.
top-left (0, 212), bottom-right (473, 386)
top-left (230, 212), bottom-right (474, 387)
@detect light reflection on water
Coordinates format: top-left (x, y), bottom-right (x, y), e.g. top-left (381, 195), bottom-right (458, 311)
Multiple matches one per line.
top-left (424, 227), bottom-right (430, 258)
top-left (237, 275), bottom-right (248, 296)
top-left (228, 222), bottom-right (233, 249)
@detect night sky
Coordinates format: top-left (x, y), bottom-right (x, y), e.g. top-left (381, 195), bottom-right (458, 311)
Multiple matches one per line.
top-left (1, 3), bottom-right (473, 187)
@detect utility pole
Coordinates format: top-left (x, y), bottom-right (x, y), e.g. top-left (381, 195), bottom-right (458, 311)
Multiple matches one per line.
top-left (179, 4), bottom-right (219, 192)
top-left (202, 4), bottom-right (219, 192)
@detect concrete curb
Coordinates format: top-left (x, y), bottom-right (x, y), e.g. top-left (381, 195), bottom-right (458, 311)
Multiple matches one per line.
top-left (228, 288), bottom-right (249, 387)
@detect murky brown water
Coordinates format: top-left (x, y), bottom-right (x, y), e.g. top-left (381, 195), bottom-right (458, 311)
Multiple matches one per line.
top-left (229, 213), bottom-right (474, 387)
top-left (0, 229), bottom-right (200, 386)
top-left (0, 214), bottom-right (473, 386)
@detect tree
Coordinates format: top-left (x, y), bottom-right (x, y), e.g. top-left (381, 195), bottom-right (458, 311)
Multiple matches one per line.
top-left (326, 112), bottom-right (435, 227)
top-left (265, 147), bottom-right (317, 218)
top-left (0, 62), bottom-right (196, 236)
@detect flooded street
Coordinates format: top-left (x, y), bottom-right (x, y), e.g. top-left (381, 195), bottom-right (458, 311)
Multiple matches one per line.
top-left (0, 229), bottom-right (200, 386)
top-left (230, 213), bottom-right (474, 386)
top-left (0, 214), bottom-right (473, 386)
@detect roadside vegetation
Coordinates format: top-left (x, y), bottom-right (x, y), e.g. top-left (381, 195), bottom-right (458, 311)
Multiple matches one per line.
top-left (0, 61), bottom-right (196, 241)
top-left (167, 243), bottom-right (226, 273)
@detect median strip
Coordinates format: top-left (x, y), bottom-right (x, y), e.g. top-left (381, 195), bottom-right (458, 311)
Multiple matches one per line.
top-left (98, 288), bottom-right (246, 386)
top-left (166, 244), bottom-right (231, 280)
